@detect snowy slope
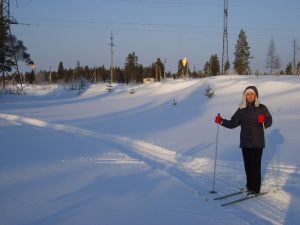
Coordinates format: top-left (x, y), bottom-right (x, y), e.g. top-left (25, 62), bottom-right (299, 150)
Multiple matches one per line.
top-left (0, 75), bottom-right (300, 225)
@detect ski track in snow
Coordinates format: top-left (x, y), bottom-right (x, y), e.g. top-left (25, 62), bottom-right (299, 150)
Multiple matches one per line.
top-left (1, 112), bottom-right (299, 225)
top-left (0, 113), bottom-right (249, 193)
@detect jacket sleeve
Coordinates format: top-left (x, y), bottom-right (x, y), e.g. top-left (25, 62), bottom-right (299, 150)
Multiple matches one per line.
top-left (263, 105), bottom-right (272, 129)
top-left (221, 108), bottom-right (241, 129)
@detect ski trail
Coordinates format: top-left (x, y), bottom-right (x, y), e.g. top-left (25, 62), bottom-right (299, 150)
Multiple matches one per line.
top-left (1, 113), bottom-right (297, 225)
top-left (0, 113), bottom-right (285, 195)
top-left (0, 113), bottom-right (177, 162)
top-left (0, 113), bottom-right (239, 195)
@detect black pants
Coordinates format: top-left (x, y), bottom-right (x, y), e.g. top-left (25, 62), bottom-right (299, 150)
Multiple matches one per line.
top-left (242, 148), bottom-right (263, 193)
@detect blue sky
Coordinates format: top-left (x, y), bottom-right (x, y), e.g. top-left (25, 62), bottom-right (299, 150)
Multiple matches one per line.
top-left (10, 0), bottom-right (300, 73)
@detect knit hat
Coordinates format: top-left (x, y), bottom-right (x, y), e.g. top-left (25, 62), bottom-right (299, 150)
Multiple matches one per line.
top-left (239, 86), bottom-right (260, 109)
top-left (243, 86), bottom-right (259, 97)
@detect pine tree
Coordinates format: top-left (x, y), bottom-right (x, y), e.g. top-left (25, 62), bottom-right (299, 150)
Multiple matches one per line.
top-left (285, 63), bottom-right (293, 75)
top-left (154, 58), bottom-right (164, 81)
top-left (177, 59), bottom-right (184, 78)
top-left (266, 38), bottom-right (281, 74)
top-left (233, 30), bottom-right (251, 75)
top-left (209, 54), bottom-right (220, 76)
top-left (204, 85), bottom-right (214, 98)
top-left (64, 68), bottom-right (73, 83)
top-left (0, 16), bottom-right (14, 73)
top-left (137, 64), bottom-right (144, 83)
top-left (0, 16), bottom-right (33, 72)
top-left (25, 70), bottom-right (35, 84)
top-left (57, 61), bottom-right (65, 81)
top-left (124, 52), bottom-right (139, 83)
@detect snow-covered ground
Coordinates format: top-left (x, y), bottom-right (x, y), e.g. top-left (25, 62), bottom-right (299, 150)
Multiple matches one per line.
top-left (1, 75), bottom-right (300, 225)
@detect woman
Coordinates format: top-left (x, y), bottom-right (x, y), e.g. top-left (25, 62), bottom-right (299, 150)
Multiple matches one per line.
top-left (215, 86), bottom-right (272, 195)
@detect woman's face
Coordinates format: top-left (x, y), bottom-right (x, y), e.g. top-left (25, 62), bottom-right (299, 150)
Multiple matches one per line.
top-left (246, 92), bottom-right (256, 103)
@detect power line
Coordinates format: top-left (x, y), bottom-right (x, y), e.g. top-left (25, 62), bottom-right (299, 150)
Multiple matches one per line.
top-left (25, 23), bottom-right (299, 39)
top-left (28, 23), bottom-right (222, 35)
top-left (19, 18), bottom-right (300, 33)
top-left (13, 0), bottom-right (36, 8)
top-left (98, 0), bottom-right (300, 10)
top-left (14, 0), bottom-right (300, 10)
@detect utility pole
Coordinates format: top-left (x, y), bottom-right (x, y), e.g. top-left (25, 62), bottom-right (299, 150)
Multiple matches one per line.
top-left (293, 39), bottom-right (299, 73)
top-left (0, 0), bottom-right (23, 93)
top-left (108, 31), bottom-right (115, 82)
top-left (221, 0), bottom-right (229, 75)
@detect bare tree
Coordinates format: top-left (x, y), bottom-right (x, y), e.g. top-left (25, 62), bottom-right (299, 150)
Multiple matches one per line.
top-left (266, 38), bottom-right (281, 74)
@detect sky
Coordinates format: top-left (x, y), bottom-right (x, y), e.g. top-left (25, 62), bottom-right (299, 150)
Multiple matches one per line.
top-left (10, 0), bottom-right (300, 73)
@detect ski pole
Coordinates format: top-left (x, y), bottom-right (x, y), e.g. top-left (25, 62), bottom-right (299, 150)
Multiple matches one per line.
top-left (263, 122), bottom-right (279, 191)
top-left (210, 113), bottom-right (220, 193)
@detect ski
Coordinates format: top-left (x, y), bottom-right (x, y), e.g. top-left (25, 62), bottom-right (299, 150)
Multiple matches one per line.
top-left (213, 191), bottom-right (243, 200)
top-left (221, 191), bottom-right (268, 207)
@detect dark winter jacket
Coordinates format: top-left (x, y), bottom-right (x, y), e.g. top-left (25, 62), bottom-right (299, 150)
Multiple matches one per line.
top-left (221, 103), bottom-right (272, 148)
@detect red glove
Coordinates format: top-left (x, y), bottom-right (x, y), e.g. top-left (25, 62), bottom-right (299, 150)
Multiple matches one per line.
top-left (215, 114), bottom-right (223, 124)
top-left (258, 114), bottom-right (265, 123)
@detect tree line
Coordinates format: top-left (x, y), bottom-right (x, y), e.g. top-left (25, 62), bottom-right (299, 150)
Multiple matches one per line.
top-left (23, 55), bottom-right (171, 84)
top-left (27, 30), bottom-right (299, 84)
top-left (4, 29), bottom-right (300, 85)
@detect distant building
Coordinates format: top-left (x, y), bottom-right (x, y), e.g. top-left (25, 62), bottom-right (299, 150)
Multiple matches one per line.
top-left (143, 78), bottom-right (155, 84)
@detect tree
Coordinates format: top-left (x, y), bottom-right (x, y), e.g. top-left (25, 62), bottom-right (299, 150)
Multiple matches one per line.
top-left (204, 85), bottom-right (214, 98)
top-left (64, 68), bottom-right (73, 83)
top-left (224, 60), bottom-right (230, 73)
top-left (209, 54), bottom-right (220, 76)
top-left (266, 38), bottom-right (281, 74)
top-left (35, 70), bottom-right (47, 84)
top-left (0, 17), bottom-right (14, 73)
top-left (83, 65), bottom-right (90, 80)
top-left (137, 64), bottom-right (144, 83)
top-left (96, 65), bottom-right (109, 82)
top-left (203, 61), bottom-right (210, 77)
top-left (202, 55), bottom-right (220, 76)
top-left (154, 58), bottom-right (164, 81)
top-left (0, 16), bottom-right (33, 73)
top-left (177, 59), bottom-right (184, 78)
top-left (285, 63), bottom-right (293, 75)
top-left (25, 70), bottom-right (35, 84)
top-left (57, 61), bottom-right (65, 81)
top-left (114, 66), bottom-right (125, 82)
top-left (124, 52), bottom-right (139, 83)
top-left (233, 30), bottom-right (251, 75)
top-left (297, 62), bottom-right (300, 75)
top-left (74, 60), bottom-right (81, 80)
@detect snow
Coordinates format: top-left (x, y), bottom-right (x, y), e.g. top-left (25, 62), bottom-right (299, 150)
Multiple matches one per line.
top-left (1, 75), bottom-right (300, 225)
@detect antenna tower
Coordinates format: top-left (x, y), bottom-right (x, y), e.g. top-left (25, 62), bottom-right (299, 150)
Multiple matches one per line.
top-left (221, 0), bottom-right (229, 75)
top-left (0, 0), bottom-right (23, 94)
